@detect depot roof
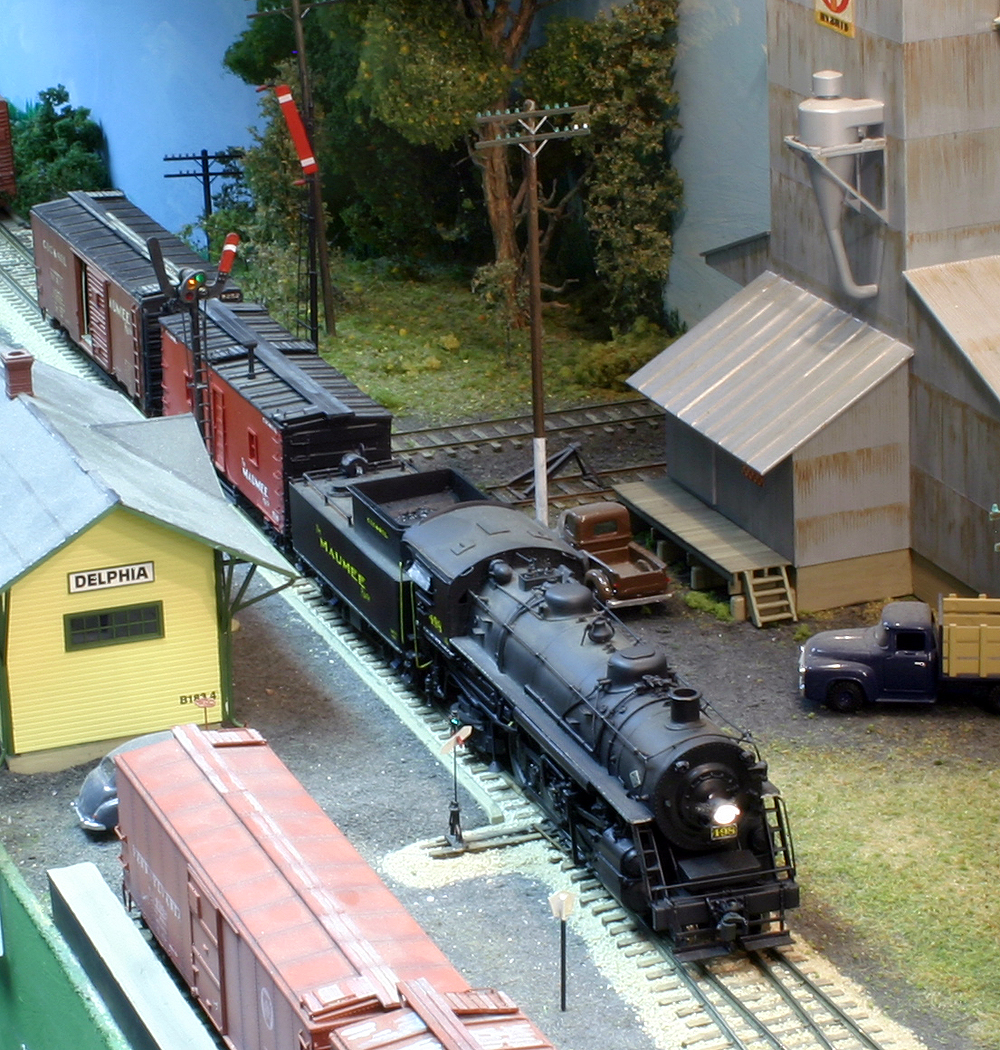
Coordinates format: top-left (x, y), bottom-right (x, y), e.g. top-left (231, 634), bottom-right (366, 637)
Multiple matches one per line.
top-left (0, 359), bottom-right (295, 590)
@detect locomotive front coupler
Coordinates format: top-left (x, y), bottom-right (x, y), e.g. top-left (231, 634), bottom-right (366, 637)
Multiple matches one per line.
top-left (709, 898), bottom-right (749, 943)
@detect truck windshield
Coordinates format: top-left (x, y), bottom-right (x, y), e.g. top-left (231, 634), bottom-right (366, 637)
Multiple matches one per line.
top-left (873, 624), bottom-right (888, 647)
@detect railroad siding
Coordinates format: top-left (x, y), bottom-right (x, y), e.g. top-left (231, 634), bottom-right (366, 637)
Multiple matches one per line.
top-left (6, 507), bottom-right (220, 755)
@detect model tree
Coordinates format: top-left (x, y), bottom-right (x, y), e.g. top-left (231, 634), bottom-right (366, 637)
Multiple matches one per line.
top-left (10, 85), bottom-right (111, 212)
top-left (225, 0), bottom-right (680, 329)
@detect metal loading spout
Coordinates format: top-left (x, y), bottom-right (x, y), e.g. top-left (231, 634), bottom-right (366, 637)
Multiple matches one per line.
top-left (793, 70), bottom-right (885, 300)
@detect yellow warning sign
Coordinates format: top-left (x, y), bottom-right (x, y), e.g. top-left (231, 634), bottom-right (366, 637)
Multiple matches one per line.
top-left (815, 0), bottom-right (855, 37)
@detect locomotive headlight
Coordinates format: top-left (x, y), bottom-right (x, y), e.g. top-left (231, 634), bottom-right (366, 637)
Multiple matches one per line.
top-left (712, 801), bottom-right (741, 826)
top-left (692, 797), bottom-right (741, 826)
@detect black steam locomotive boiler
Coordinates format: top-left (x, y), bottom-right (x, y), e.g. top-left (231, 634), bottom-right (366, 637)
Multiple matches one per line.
top-left (290, 464), bottom-right (798, 959)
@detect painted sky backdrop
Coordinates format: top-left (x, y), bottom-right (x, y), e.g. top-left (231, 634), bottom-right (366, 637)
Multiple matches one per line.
top-left (0, 0), bottom-right (767, 326)
top-left (0, 0), bottom-right (261, 240)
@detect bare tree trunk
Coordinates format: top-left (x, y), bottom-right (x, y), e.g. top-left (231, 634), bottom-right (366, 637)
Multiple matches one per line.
top-left (478, 139), bottom-right (518, 265)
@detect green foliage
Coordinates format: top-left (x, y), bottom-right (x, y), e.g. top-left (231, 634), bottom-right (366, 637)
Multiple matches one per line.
top-left (10, 86), bottom-right (111, 212)
top-left (684, 590), bottom-right (734, 622)
top-left (225, 8), bottom-right (491, 264)
top-left (567, 321), bottom-right (670, 393)
top-left (527, 0), bottom-right (682, 326)
top-left (223, 0), bottom-right (682, 332)
top-left (355, 2), bottom-right (512, 151)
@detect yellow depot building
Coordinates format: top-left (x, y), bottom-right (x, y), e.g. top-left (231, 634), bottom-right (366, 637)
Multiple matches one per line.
top-left (0, 349), bottom-right (295, 772)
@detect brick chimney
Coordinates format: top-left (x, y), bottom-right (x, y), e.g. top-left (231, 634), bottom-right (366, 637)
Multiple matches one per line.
top-left (2, 347), bottom-right (34, 398)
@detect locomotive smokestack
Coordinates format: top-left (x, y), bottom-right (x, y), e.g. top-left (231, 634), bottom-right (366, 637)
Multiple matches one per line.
top-left (2, 347), bottom-right (34, 399)
top-left (670, 687), bottom-right (702, 724)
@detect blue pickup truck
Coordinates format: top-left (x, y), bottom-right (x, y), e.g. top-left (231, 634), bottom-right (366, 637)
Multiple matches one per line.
top-left (798, 596), bottom-right (1000, 714)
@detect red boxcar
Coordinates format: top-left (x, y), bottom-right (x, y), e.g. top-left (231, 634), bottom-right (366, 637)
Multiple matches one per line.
top-left (116, 725), bottom-right (554, 1050)
top-left (159, 301), bottom-right (392, 533)
top-left (0, 97), bottom-right (15, 199)
top-left (31, 190), bottom-right (224, 414)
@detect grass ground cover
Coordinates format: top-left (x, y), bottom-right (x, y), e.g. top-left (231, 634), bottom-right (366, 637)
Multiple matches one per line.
top-left (764, 735), bottom-right (1000, 1048)
top-left (244, 256), bottom-right (671, 423)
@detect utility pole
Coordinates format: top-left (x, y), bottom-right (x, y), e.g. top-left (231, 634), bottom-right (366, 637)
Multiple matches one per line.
top-left (250, 0), bottom-right (339, 339)
top-left (475, 102), bottom-right (590, 525)
top-left (163, 150), bottom-right (243, 223)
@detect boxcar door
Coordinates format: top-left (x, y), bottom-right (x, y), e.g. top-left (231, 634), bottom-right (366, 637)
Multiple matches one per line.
top-left (82, 264), bottom-right (112, 370)
top-left (188, 875), bottom-right (226, 1032)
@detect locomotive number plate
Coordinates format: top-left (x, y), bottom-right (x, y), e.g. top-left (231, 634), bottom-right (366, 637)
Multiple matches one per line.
top-left (711, 825), bottom-right (738, 840)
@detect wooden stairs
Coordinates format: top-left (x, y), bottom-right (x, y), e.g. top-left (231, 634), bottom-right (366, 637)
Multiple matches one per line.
top-left (741, 566), bottom-right (797, 628)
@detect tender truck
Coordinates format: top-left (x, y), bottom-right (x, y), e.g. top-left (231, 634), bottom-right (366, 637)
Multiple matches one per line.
top-left (557, 500), bottom-right (672, 609)
top-left (799, 595), bottom-right (1000, 713)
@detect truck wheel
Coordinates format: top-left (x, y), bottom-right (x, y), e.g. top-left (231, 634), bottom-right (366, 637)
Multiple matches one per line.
top-left (983, 685), bottom-right (1000, 715)
top-left (826, 681), bottom-right (864, 713)
top-left (585, 569), bottom-right (613, 604)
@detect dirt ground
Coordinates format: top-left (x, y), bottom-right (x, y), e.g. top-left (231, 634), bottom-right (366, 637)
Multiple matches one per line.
top-left (0, 416), bottom-right (992, 1050)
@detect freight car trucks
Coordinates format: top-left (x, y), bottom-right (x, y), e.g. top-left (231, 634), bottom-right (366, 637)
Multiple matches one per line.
top-left (799, 595), bottom-right (1000, 713)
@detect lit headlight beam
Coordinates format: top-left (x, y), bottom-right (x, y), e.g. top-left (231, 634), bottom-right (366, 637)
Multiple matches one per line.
top-left (712, 801), bottom-right (741, 826)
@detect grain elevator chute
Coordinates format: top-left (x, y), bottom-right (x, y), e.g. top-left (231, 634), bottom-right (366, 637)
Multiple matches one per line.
top-left (785, 70), bottom-right (886, 300)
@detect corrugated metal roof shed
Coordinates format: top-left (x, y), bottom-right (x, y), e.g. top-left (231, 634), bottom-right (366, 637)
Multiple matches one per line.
top-left (904, 255), bottom-right (1000, 401)
top-left (628, 271), bottom-right (913, 475)
top-left (0, 360), bottom-right (294, 590)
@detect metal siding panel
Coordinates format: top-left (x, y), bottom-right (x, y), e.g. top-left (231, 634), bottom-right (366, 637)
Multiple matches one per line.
top-left (794, 371), bottom-right (911, 567)
top-left (6, 509), bottom-right (221, 754)
top-left (716, 450), bottom-right (795, 562)
top-left (905, 255), bottom-right (1000, 405)
top-left (629, 272), bottom-right (913, 474)
top-left (666, 417), bottom-right (715, 503)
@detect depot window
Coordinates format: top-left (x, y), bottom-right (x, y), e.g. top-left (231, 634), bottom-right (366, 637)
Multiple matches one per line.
top-left (64, 601), bottom-right (164, 651)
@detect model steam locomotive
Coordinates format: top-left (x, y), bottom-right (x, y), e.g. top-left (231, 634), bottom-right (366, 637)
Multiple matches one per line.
top-left (32, 190), bottom-right (798, 958)
top-left (292, 465), bottom-right (798, 958)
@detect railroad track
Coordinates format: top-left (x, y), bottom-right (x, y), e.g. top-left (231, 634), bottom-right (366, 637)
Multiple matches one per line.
top-left (486, 457), bottom-right (666, 507)
top-left (393, 401), bottom-right (667, 510)
top-left (0, 213), bottom-right (40, 308)
top-left (1, 214), bottom-right (923, 1050)
top-left (392, 399), bottom-right (664, 458)
top-left (268, 569), bottom-right (912, 1050)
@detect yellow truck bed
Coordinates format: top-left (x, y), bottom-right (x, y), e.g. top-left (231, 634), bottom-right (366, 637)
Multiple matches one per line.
top-left (939, 594), bottom-right (1000, 679)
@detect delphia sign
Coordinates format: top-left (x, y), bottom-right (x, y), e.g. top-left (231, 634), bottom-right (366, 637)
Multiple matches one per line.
top-left (68, 561), bottom-right (155, 593)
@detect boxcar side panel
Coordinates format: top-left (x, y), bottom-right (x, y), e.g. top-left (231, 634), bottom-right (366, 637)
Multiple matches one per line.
top-left (31, 215), bottom-right (84, 341)
top-left (209, 373), bottom-right (286, 532)
top-left (0, 98), bottom-right (15, 197)
top-left (105, 283), bottom-right (142, 399)
top-left (160, 327), bottom-right (193, 417)
top-left (116, 727), bottom-right (555, 1050)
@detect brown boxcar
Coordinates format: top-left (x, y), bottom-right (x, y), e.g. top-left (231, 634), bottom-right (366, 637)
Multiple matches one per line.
top-left (31, 190), bottom-right (219, 414)
top-left (159, 301), bottom-right (392, 533)
top-left (116, 724), bottom-right (554, 1050)
top-left (0, 97), bottom-right (15, 199)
